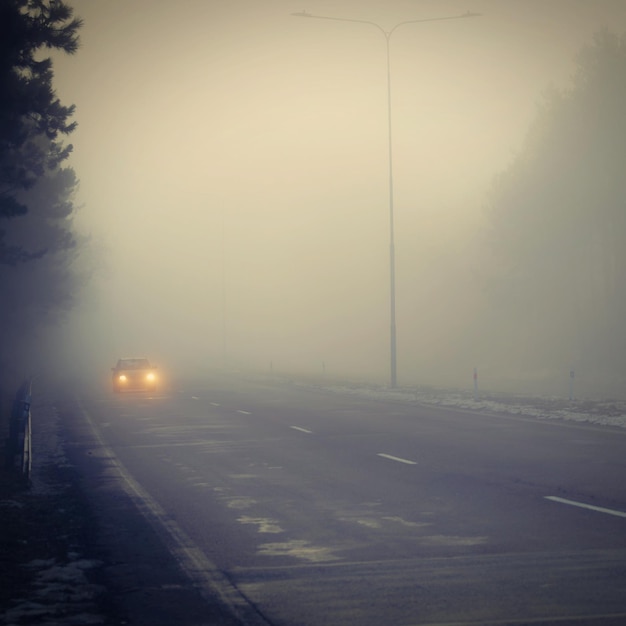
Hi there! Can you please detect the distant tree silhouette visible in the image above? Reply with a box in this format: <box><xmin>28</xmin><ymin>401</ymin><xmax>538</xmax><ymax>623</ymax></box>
<box><xmin>0</xmin><ymin>160</ymin><xmax>84</xmax><ymax>349</ymax></box>
<box><xmin>482</xmin><ymin>29</ymin><xmax>626</xmax><ymax>385</ymax></box>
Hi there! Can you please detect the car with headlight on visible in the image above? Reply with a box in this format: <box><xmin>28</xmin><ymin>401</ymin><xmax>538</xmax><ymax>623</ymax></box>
<box><xmin>112</xmin><ymin>357</ymin><xmax>158</xmax><ymax>393</ymax></box>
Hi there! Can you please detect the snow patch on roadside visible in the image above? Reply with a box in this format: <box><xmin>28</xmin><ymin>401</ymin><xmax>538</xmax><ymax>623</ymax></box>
<box><xmin>4</xmin><ymin>558</ymin><xmax>105</xmax><ymax>625</ymax></box>
<box><xmin>320</xmin><ymin>384</ymin><xmax>626</xmax><ymax>429</ymax></box>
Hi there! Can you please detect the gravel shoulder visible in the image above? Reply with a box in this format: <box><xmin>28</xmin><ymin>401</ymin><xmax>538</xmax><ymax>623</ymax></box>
<box><xmin>0</xmin><ymin>393</ymin><xmax>112</xmax><ymax>625</ymax></box>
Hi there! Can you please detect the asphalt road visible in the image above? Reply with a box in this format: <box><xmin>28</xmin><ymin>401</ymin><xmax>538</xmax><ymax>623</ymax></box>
<box><xmin>59</xmin><ymin>374</ymin><xmax>626</xmax><ymax>625</ymax></box>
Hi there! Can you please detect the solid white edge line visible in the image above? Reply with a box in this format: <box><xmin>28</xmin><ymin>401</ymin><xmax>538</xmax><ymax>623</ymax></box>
<box><xmin>377</xmin><ymin>453</ymin><xmax>417</xmax><ymax>465</ymax></box>
<box><xmin>290</xmin><ymin>426</ymin><xmax>313</xmax><ymax>434</ymax></box>
<box><xmin>75</xmin><ymin>397</ymin><xmax>270</xmax><ymax>625</ymax></box>
<box><xmin>545</xmin><ymin>496</ymin><xmax>626</xmax><ymax>518</ymax></box>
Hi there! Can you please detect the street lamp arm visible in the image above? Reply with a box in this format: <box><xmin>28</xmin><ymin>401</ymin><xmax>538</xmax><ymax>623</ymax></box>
<box><xmin>387</xmin><ymin>11</ymin><xmax>482</xmax><ymax>38</ymax></box>
<box><xmin>292</xmin><ymin>11</ymin><xmax>482</xmax><ymax>39</ymax></box>
<box><xmin>292</xmin><ymin>11</ymin><xmax>386</xmax><ymax>37</ymax></box>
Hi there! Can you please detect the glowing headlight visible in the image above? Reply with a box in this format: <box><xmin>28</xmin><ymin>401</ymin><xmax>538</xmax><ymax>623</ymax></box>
<box><xmin>146</xmin><ymin>372</ymin><xmax>156</xmax><ymax>381</ymax></box>
<box><xmin>118</xmin><ymin>374</ymin><xmax>127</xmax><ymax>382</ymax></box>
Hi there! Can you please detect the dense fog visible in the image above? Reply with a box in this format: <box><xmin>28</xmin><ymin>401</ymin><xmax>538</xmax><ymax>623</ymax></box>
<box><xmin>41</xmin><ymin>0</ymin><xmax>626</xmax><ymax>396</ymax></box>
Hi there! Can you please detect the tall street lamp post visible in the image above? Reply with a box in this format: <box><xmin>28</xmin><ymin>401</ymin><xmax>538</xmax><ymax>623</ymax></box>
<box><xmin>293</xmin><ymin>10</ymin><xmax>481</xmax><ymax>388</ymax></box>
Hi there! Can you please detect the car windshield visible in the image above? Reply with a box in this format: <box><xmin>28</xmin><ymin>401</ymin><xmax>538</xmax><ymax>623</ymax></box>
<box><xmin>117</xmin><ymin>358</ymin><xmax>151</xmax><ymax>370</ymax></box>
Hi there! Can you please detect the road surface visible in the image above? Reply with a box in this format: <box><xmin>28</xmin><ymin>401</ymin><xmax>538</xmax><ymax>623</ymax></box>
<box><xmin>59</xmin><ymin>374</ymin><xmax>626</xmax><ymax>625</ymax></box>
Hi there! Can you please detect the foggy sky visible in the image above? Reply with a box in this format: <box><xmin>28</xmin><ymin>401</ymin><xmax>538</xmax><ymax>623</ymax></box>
<box><xmin>49</xmin><ymin>0</ymin><xmax>626</xmax><ymax>387</ymax></box>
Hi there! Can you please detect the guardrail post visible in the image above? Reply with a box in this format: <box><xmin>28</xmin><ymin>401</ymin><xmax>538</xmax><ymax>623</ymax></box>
<box><xmin>5</xmin><ymin>379</ymin><xmax>32</xmax><ymax>482</ymax></box>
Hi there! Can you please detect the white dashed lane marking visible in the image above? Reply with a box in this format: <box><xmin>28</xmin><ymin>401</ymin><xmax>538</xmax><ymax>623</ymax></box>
<box><xmin>545</xmin><ymin>496</ymin><xmax>626</xmax><ymax>518</ymax></box>
<box><xmin>237</xmin><ymin>410</ymin><xmax>252</xmax><ymax>415</ymax></box>
<box><xmin>290</xmin><ymin>426</ymin><xmax>313</xmax><ymax>434</ymax></box>
<box><xmin>377</xmin><ymin>453</ymin><xmax>417</xmax><ymax>465</ymax></box>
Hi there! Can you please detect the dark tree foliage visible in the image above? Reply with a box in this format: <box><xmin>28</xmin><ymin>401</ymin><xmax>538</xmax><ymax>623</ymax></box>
<box><xmin>483</xmin><ymin>29</ymin><xmax>626</xmax><ymax>384</ymax></box>
<box><xmin>0</xmin><ymin>0</ymin><xmax>81</xmax><ymax>261</ymax></box>
<box><xmin>0</xmin><ymin>0</ymin><xmax>83</xmax><ymax>382</ymax></box>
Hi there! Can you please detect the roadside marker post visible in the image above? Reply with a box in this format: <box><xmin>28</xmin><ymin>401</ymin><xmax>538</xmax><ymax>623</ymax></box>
<box><xmin>473</xmin><ymin>367</ymin><xmax>478</xmax><ymax>400</ymax></box>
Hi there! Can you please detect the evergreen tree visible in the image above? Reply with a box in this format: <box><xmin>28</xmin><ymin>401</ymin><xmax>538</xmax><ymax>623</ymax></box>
<box><xmin>483</xmin><ymin>29</ymin><xmax>626</xmax><ymax>383</ymax></box>
<box><xmin>0</xmin><ymin>0</ymin><xmax>83</xmax><ymax>382</ymax></box>
<box><xmin>0</xmin><ymin>0</ymin><xmax>82</xmax><ymax>263</ymax></box>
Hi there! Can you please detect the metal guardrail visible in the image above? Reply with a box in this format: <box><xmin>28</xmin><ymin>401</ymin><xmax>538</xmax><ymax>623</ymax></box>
<box><xmin>21</xmin><ymin>404</ymin><xmax>32</xmax><ymax>480</ymax></box>
<box><xmin>6</xmin><ymin>379</ymin><xmax>33</xmax><ymax>483</ymax></box>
